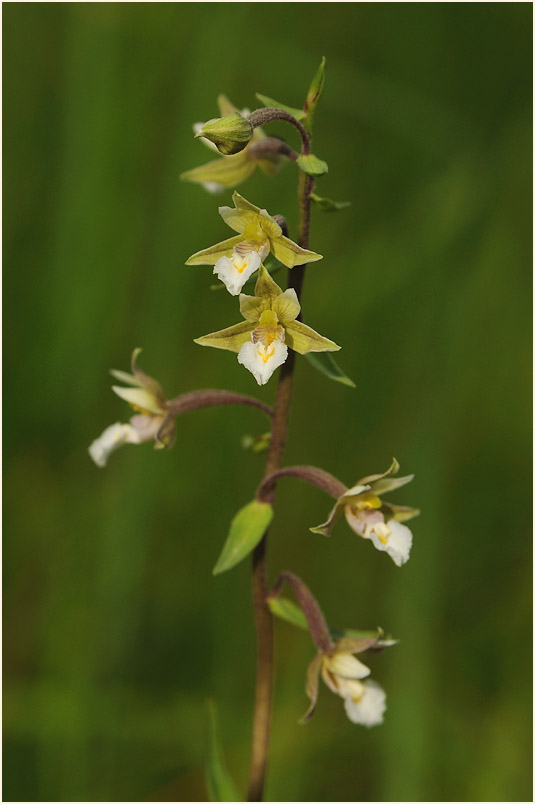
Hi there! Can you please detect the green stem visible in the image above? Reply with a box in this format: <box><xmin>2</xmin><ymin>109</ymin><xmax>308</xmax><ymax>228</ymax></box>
<box><xmin>246</xmin><ymin>115</ymin><xmax>313</xmax><ymax>803</ymax></box>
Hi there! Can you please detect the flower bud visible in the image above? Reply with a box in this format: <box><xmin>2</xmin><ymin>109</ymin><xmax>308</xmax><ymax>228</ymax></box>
<box><xmin>195</xmin><ymin>112</ymin><xmax>253</xmax><ymax>155</ymax></box>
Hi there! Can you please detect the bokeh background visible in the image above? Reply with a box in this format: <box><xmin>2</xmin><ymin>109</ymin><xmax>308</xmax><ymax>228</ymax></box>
<box><xmin>3</xmin><ymin>3</ymin><xmax>532</xmax><ymax>802</ymax></box>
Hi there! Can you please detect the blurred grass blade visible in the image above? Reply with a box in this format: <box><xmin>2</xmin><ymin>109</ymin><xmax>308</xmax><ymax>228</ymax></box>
<box><xmin>213</xmin><ymin>500</ymin><xmax>273</xmax><ymax>575</ymax></box>
<box><xmin>206</xmin><ymin>700</ymin><xmax>241</xmax><ymax>802</ymax></box>
<box><xmin>267</xmin><ymin>595</ymin><xmax>308</xmax><ymax>630</ymax></box>
<box><xmin>305</xmin><ymin>352</ymin><xmax>356</xmax><ymax>388</ymax></box>
<box><xmin>255</xmin><ymin>93</ymin><xmax>306</xmax><ymax>121</ymax></box>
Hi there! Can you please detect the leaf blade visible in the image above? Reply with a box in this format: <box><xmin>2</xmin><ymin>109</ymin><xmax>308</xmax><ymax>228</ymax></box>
<box><xmin>205</xmin><ymin>701</ymin><xmax>241</xmax><ymax>802</ymax></box>
<box><xmin>213</xmin><ymin>500</ymin><xmax>273</xmax><ymax>575</ymax></box>
<box><xmin>304</xmin><ymin>352</ymin><xmax>356</xmax><ymax>388</ymax></box>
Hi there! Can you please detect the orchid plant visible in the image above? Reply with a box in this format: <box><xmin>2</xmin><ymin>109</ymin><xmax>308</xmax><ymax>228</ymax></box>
<box><xmin>89</xmin><ymin>59</ymin><xmax>419</xmax><ymax>802</ymax></box>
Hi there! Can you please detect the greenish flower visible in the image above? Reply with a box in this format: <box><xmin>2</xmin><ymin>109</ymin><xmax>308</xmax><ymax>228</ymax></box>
<box><xmin>194</xmin><ymin>266</ymin><xmax>339</xmax><ymax>385</ymax></box>
<box><xmin>311</xmin><ymin>459</ymin><xmax>419</xmax><ymax>566</ymax></box>
<box><xmin>88</xmin><ymin>350</ymin><xmax>175</xmax><ymax>467</ymax></box>
<box><xmin>186</xmin><ymin>191</ymin><xmax>322</xmax><ymax>295</ymax></box>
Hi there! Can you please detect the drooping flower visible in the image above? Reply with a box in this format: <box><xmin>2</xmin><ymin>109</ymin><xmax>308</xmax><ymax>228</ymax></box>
<box><xmin>194</xmin><ymin>265</ymin><xmax>339</xmax><ymax>385</ymax></box>
<box><xmin>186</xmin><ymin>191</ymin><xmax>322</xmax><ymax>295</ymax></box>
<box><xmin>311</xmin><ymin>459</ymin><xmax>419</xmax><ymax>566</ymax></box>
<box><xmin>89</xmin><ymin>349</ymin><xmax>175</xmax><ymax>467</ymax></box>
<box><xmin>180</xmin><ymin>95</ymin><xmax>284</xmax><ymax>193</ymax></box>
<box><xmin>304</xmin><ymin>637</ymin><xmax>387</xmax><ymax>727</ymax></box>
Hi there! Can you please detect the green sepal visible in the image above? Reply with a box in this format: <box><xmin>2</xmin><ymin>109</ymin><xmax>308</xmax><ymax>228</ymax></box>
<box><xmin>194</xmin><ymin>321</ymin><xmax>253</xmax><ymax>353</ymax></box>
<box><xmin>297</xmin><ymin>154</ymin><xmax>329</xmax><ymax>177</ymax></box>
<box><xmin>195</xmin><ymin>112</ymin><xmax>253</xmax><ymax>155</ymax></box>
<box><xmin>181</xmin><ymin>151</ymin><xmax>256</xmax><ymax>191</ymax></box>
<box><xmin>213</xmin><ymin>500</ymin><xmax>273</xmax><ymax>575</ymax></box>
<box><xmin>186</xmin><ymin>235</ymin><xmax>244</xmax><ymax>266</ymax></box>
<box><xmin>270</xmin><ymin>235</ymin><xmax>323</xmax><ymax>268</ymax></box>
<box><xmin>304</xmin><ymin>352</ymin><xmax>356</xmax><ymax>387</ymax></box>
<box><xmin>385</xmin><ymin>503</ymin><xmax>420</xmax><ymax>523</ymax></box>
<box><xmin>255</xmin><ymin>93</ymin><xmax>306</xmax><ymax>121</ymax></box>
<box><xmin>205</xmin><ymin>701</ymin><xmax>242</xmax><ymax>802</ymax></box>
<box><xmin>310</xmin><ymin>192</ymin><xmax>351</xmax><ymax>212</ymax></box>
<box><xmin>267</xmin><ymin>596</ymin><xmax>308</xmax><ymax>630</ymax></box>
<box><xmin>284</xmin><ymin>320</ymin><xmax>340</xmax><ymax>355</ymax></box>
<box><xmin>254</xmin><ymin>264</ymin><xmax>283</xmax><ymax>301</ymax></box>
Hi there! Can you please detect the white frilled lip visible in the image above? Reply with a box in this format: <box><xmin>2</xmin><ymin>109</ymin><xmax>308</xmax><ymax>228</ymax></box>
<box><xmin>237</xmin><ymin>337</ymin><xmax>288</xmax><ymax>386</ymax></box>
<box><xmin>88</xmin><ymin>416</ymin><xmax>162</xmax><ymax>467</ymax></box>
<box><xmin>213</xmin><ymin>249</ymin><xmax>261</xmax><ymax>296</ymax></box>
<box><xmin>345</xmin><ymin>508</ymin><xmax>413</xmax><ymax>567</ymax></box>
<box><xmin>343</xmin><ymin>680</ymin><xmax>387</xmax><ymax>727</ymax></box>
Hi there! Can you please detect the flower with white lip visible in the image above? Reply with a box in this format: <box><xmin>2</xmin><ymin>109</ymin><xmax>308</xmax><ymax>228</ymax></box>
<box><xmin>311</xmin><ymin>458</ymin><xmax>419</xmax><ymax>566</ymax></box>
<box><xmin>194</xmin><ymin>265</ymin><xmax>340</xmax><ymax>385</ymax></box>
<box><xmin>181</xmin><ymin>95</ymin><xmax>284</xmax><ymax>194</ymax></box>
<box><xmin>304</xmin><ymin>638</ymin><xmax>387</xmax><ymax>727</ymax></box>
<box><xmin>186</xmin><ymin>191</ymin><xmax>322</xmax><ymax>295</ymax></box>
<box><xmin>89</xmin><ymin>349</ymin><xmax>175</xmax><ymax>467</ymax></box>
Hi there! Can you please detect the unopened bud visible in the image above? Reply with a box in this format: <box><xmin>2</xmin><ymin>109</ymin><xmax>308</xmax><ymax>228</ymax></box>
<box><xmin>195</xmin><ymin>112</ymin><xmax>253</xmax><ymax>155</ymax></box>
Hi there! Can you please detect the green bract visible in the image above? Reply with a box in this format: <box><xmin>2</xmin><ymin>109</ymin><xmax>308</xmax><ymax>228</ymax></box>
<box><xmin>213</xmin><ymin>500</ymin><xmax>274</xmax><ymax>575</ymax></box>
<box><xmin>194</xmin><ymin>265</ymin><xmax>340</xmax><ymax>356</ymax></box>
<box><xmin>297</xmin><ymin>153</ymin><xmax>329</xmax><ymax>177</ymax></box>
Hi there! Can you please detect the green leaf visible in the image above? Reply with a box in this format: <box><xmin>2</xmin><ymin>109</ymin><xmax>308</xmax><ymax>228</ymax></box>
<box><xmin>205</xmin><ymin>701</ymin><xmax>241</xmax><ymax>802</ymax></box>
<box><xmin>304</xmin><ymin>57</ymin><xmax>326</xmax><ymax>130</ymax></box>
<box><xmin>267</xmin><ymin>596</ymin><xmax>308</xmax><ymax>630</ymax></box>
<box><xmin>255</xmin><ymin>93</ymin><xmax>306</xmax><ymax>121</ymax></box>
<box><xmin>304</xmin><ymin>352</ymin><xmax>356</xmax><ymax>388</ymax></box>
<box><xmin>310</xmin><ymin>193</ymin><xmax>351</xmax><ymax>212</ymax></box>
<box><xmin>296</xmin><ymin>154</ymin><xmax>329</xmax><ymax>177</ymax></box>
<box><xmin>213</xmin><ymin>500</ymin><xmax>273</xmax><ymax>575</ymax></box>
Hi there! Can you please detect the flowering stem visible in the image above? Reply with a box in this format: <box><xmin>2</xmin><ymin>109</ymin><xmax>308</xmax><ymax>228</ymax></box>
<box><xmin>166</xmin><ymin>389</ymin><xmax>273</xmax><ymax>420</ymax></box>
<box><xmin>247</xmin><ymin>109</ymin><xmax>314</xmax><ymax>803</ymax></box>
<box><xmin>256</xmin><ymin>465</ymin><xmax>347</xmax><ymax>503</ymax></box>
<box><xmin>268</xmin><ymin>571</ymin><xmax>334</xmax><ymax>653</ymax></box>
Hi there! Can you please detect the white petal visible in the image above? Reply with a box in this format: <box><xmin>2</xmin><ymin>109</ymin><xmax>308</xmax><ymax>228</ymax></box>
<box><xmin>343</xmin><ymin>680</ymin><xmax>387</xmax><ymax>727</ymax></box>
<box><xmin>376</xmin><ymin>520</ymin><xmax>413</xmax><ymax>567</ymax></box>
<box><xmin>202</xmin><ymin>181</ymin><xmax>225</xmax><ymax>194</ymax></box>
<box><xmin>111</xmin><ymin>386</ymin><xmax>162</xmax><ymax>415</ymax></box>
<box><xmin>342</xmin><ymin>483</ymin><xmax>371</xmax><ymax>499</ymax></box>
<box><xmin>237</xmin><ymin>338</ymin><xmax>288</xmax><ymax>385</ymax></box>
<box><xmin>88</xmin><ymin>422</ymin><xmax>142</xmax><ymax>467</ymax></box>
<box><xmin>213</xmin><ymin>249</ymin><xmax>261</xmax><ymax>295</ymax></box>
<box><xmin>326</xmin><ymin>652</ymin><xmax>371</xmax><ymax>680</ymax></box>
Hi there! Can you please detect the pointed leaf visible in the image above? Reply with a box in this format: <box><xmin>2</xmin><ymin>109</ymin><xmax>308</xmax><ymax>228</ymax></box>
<box><xmin>270</xmin><ymin>235</ymin><xmax>322</xmax><ymax>268</ymax></box>
<box><xmin>267</xmin><ymin>596</ymin><xmax>308</xmax><ymax>630</ymax></box>
<box><xmin>205</xmin><ymin>701</ymin><xmax>241</xmax><ymax>802</ymax></box>
<box><xmin>186</xmin><ymin>235</ymin><xmax>244</xmax><ymax>266</ymax></box>
<box><xmin>297</xmin><ymin>154</ymin><xmax>329</xmax><ymax>177</ymax></box>
<box><xmin>310</xmin><ymin>192</ymin><xmax>351</xmax><ymax>212</ymax></box>
<box><xmin>255</xmin><ymin>93</ymin><xmax>306</xmax><ymax>121</ymax></box>
<box><xmin>304</xmin><ymin>57</ymin><xmax>326</xmax><ymax>129</ymax></box>
<box><xmin>284</xmin><ymin>320</ymin><xmax>340</xmax><ymax>355</ymax></box>
<box><xmin>194</xmin><ymin>321</ymin><xmax>253</xmax><ymax>353</ymax></box>
<box><xmin>213</xmin><ymin>500</ymin><xmax>273</xmax><ymax>575</ymax></box>
<box><xmin>304</xmin><ymin>352</ymin><xmax>356</xmax><ymax>388</ymax></box>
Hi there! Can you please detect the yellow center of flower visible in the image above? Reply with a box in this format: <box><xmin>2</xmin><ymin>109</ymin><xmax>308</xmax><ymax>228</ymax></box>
<box><xmin>243</xmin><ymin>222</ymin><xmax>268</xmax><ymax>244</ymax></box>
<box><xmin>258</xmin><ymin>346</ymin><xmax>275</xmax><ymax>363</ymax></box>
<box><xmin>232</xmin><ymin>256</ymin><xmax>249</xmax><ymax>273</ymax></box>
<box><xmin>353</xmin><ymin>492</ymin><xmax>382</xmax><ymax>511</ymax></box>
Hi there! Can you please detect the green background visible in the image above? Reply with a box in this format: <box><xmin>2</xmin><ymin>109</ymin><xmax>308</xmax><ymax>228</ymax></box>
<box><xmin>3</xmin><ymin>3</ymin><xmax>532</xmax><ymax>802</ymax></box>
